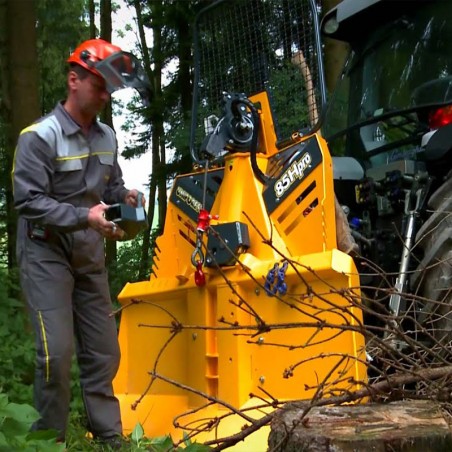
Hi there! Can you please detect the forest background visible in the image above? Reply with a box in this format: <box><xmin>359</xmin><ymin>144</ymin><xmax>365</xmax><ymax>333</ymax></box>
<box><xmin>0</xmin><ymin>0</ymin><xmax>344</xmax><ymax>449</ymax></box>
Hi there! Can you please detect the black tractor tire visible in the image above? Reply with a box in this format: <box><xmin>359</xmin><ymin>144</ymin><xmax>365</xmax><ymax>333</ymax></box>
<box><xmin>411</xmin><ymin>173</ymin><xmax>452</xmax><ymax>355</ymax></box>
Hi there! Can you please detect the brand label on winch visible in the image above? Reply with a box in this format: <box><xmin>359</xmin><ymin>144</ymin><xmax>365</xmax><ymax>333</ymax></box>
<box><xmin>176</xmin><ymin>186</ymin><xmax>202</xmax><ymax>213</ymax></box>
<box><xmin>170</xmin><ymin>169</ymin><xmax>224</xmax><ymax>223</ymax></box>
<box><xmin>274</xmin><ymin>152</ymin><xmax>312</xmax><ymax>198</ymax></box>
<box><xmin>263</xmin><ymin>137</ymin><xmax>323</xmax><ymax>215</ymax></box>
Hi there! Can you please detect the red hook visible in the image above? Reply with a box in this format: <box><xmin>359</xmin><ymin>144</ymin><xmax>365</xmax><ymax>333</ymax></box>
<box><xmin>194</xmin><ymin>260</ymin><xmax>206</xmax><ymax>286</ymax></box>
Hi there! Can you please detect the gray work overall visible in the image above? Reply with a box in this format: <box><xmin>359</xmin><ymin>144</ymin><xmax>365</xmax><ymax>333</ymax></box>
<box><xmin>12</xmin><ymin>102</ymin><xmax>128</xmax><ymax>440</ymax></box>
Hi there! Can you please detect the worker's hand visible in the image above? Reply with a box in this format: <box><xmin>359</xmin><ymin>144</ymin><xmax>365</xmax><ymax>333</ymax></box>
<box><xmin>125</xmin><ymin>189</ymin><xmax>146</xmax><ymax>208</ymax></box>
<box><xmin>88</xmin><ymin>203</ymin><xmax>125</xmax><ymax>240</ymax></box>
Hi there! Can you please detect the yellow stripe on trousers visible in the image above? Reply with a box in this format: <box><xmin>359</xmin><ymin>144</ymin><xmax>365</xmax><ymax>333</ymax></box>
<box><xmin>37</xmin><ymin>311</ymin><xmax>50</xmax><ymax>382</ymax></box>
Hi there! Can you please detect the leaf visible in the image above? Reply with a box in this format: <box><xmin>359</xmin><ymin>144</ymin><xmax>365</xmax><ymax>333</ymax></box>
<box><xmin>147</xmin><ymin>434</ymin><xmax>174</xmax><ymax>449</ymax></box>
<box><xmin>4</xmin><ymin>299</ymin><xmax>24</xmax><ymax>309</ymax></box>
<box><xmin>183</xmin><ymin>431</ymin><xmax>191</xmax><ymax>446</ymax></box>
<box><xmin>26</xmin><ymin>438</ymin><xmax>66</xmax><ymax>452</ymax></box>
<box><xmin>1</xmin><ymin>418</ymin><xmax>32</xmax><ymax>437</ymax></box>
<box><xmin>0</xmin><ymin>432</ymin><xmax>8</xmax><ymax>446</ymax></box>
<box><xmin>1</xmin><ymin>402</ymin><xmax>40</xmax><ymax>424</ymax></box>
<box><xmin>0</xmin><ymin>394</ymin><xmax>8</xmax><ymax>410</ymax></box>
<box><xmin>26</xmin><ymin>429</ymin><xmax>60</xmax><ymax>441</ymax></box>
<box><xmin>131</xmin><ymin>422</ymin><xmax>144</xmax><ymax>443</ymax></box>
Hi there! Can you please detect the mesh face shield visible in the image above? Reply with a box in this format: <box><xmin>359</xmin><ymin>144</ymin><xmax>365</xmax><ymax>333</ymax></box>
<box><xmin>94</xmin><ymin>51</ymin><xmax>152</xmax><ymax>105</ymax></box>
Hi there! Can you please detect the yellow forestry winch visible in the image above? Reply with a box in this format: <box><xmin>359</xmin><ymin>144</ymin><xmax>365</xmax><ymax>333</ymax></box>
<box><xmin>113</xmin><ymin>0</ymin><xmax>367</xmax><ymax>449</ymax></box>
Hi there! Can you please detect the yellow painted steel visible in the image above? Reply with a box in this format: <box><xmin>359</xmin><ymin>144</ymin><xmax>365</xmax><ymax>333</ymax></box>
<box><xmin>114</xmin><ymin>92</ymin><xmax>367</xmax><ymax>449</ymax></box>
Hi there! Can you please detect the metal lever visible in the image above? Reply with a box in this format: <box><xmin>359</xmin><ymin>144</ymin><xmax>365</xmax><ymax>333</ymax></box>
<box><xmin>389</xmin><ymin>188</ymin><xmax>422</xmax><ymax>316</ymax></box>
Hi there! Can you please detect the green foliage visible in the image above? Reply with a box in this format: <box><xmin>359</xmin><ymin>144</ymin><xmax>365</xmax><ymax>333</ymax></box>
<box><xmin>108</xmin><ymin>233</ymin><xmax>151</xmax><ymax>301</ymax></box>
<box><xmin>68</xmin><ymin>360</ymin><xmax>86</xmax><ymax>418</ymax></box>
<box><xmin>0</xmin><ymin>393</ymin><xmax>63</xmax><ymax>451</ymax></box>
<box><xmin>36</xmin><ymin>0</ymin><xmax>91</xmax><ymax>115</ymax></box>
<box><xmin>65</xmin><ymin>412</ymin><xmax>99</xmax><ymax>451</ymax></box>
<box><xmin>118</xmin><ymin>1</ymin><xmax>200</xmax><ymax>173</ymax></box>
<box><xmin>267</xmin><ymin>60</ymin><xmax>312</xmax><ymax>139</ymax></box>
<box><xmin>0</xmin><ymin>267</ymin><xmax>86</xmax><ymax>432</ymax></box>
<box><xmin>129</xmin><ymin>424</ymin><xmax>212</xmax><ymax>451</ymax></box>
<box><xmin>64</xmin><ymin>421</ymin><xmax>212</xmax><ymax>451</ymax></box>
<box><xmin>0</xmin><ymin>270</ymin><xmax>34</xmax><ymax>405</ymax></box>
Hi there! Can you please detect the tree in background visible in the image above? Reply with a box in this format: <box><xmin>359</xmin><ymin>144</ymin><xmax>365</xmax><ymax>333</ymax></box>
<box><xmin>0</xmin><ymin>0</ymin><xmax>40</xmax><ymax>271</ymax></box>
<box><xmin>112</xmin><ymin>0</ymin><xmax>214</xmax><ymax>288</ymax></box>
<box><xmin>119</xmin><ymin>0</ymin><xmax>204</xmax><ymax>279</ymax></box>
<box><xmin>0</xmin><ymin>0</ymin><xmax>90</xmax><ymax>271</ymax></box>
<box><xmin>0</xmin><ymin>0</ymin><xmax>92</xmax><ymax>409</ymax></box>
<box><xmin>37</xmin><ymin>0</ymin><xmax>90</xmax><ymax>115</ymax></box>
<box><xmin>99</xmin><ymin>0</ymin><xmax>120</xmax><ymax>267</ymax></box>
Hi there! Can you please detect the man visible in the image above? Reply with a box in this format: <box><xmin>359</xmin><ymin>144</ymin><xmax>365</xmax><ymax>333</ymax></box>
<box><xmin>12</xmin><ymin>39</ymin><xmax>149</xmax><ymax>447</ymax></box>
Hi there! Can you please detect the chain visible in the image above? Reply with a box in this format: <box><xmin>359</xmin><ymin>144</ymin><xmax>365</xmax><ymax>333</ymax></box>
<box><xmin>191</xmin><ymin>161</ymin><xmax>212</xmax><ymax>286</ymax></box>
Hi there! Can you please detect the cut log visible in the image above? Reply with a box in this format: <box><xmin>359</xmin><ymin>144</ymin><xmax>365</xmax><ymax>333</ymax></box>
<box><xmin>268</xmin><ymin>400</ymin><xmax>452</xmax><ymax>451</ymax></box>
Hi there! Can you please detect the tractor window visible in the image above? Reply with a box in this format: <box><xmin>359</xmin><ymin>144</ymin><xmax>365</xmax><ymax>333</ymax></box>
<box><xmin>323</xmin><ymin>1</ymin><xmax>452</xmax><ymax>162</ymax></box>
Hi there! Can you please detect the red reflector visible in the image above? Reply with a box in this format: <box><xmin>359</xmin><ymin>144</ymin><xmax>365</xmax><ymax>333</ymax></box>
<box><xmin>428</xmin><ymin>105</ymin><xmax>452</xmax><ymax>129</ymax></box>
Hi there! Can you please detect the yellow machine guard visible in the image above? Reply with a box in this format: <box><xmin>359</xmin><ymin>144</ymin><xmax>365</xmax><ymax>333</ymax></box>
<box><xmin>114</xmin><ymin>92</ymin><xmax>367</xmax><ymax>450</ymax></box>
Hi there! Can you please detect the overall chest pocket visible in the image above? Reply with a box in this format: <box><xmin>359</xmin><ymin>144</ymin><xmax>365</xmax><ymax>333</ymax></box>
<box><xmin>53</xmin><ymin>158</ymin><xmax>84</xmax><ymax>195</ymax></box>
<box><xmin>96</xmin><ymin>152</ymin><xmax>114</xmax><ymax>184</ymax></box>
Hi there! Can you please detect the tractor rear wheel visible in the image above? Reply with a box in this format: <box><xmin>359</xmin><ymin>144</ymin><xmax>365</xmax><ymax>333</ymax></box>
<box><xmin>411</xmin><ymin>174</ymin><xmax>452</xmax><ymax>357</ymax></box>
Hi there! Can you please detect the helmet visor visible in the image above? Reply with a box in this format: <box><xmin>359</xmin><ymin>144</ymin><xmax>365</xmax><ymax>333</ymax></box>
<box><xmin>94</xmin><ymin>51</ymin><xmax>151</xmax><ymax>104</ymax></box>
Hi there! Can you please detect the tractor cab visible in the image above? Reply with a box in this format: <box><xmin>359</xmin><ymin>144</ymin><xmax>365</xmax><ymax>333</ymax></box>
<box><xmin>323</xmin><ymin>0</ymin><xmax>452</xmax><ymax>172</ymax></box>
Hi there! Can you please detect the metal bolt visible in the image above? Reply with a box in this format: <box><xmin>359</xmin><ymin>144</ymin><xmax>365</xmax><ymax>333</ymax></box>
<box><xmin>192</xmin><ymin>333</ymin><xmax>197</xmax><ymax>341</ymax></box>
<box><xmin>255</xmin><ymin>288</ymin><xmax>260</xmax><ymax>295</ymax></box>
<box><xmin>257</xmin><ymin>337</ymin><xmax>264</xmax><ymax>345</ymax></box>
<box><xmin>259</xmin><ymin>376</ymin><xmax>265</xmax><ymax>384</ymax></box>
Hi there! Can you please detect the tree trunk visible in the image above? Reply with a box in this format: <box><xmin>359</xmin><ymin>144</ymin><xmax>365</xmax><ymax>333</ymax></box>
<box><xmin>269</xmin><ymin>400</ymin><xmax>452</xmax><ymax>451</ymax></box>
<box><xmin>175</xmin><ymin>1</ymin><xmax>194</xmax><ymax>175</ymax></box>
<box><xmin>134</xmin><ymin>0</ymin><xmax>163</xmax><ymax>279</ymax></box>
<box><xmin>150</xmin><ymin>2</ymin><xmax>165</xmax><ymax>238</ymax></box>
<box><xmin>89</xmin><ymin>0</ymin><xmax>96</xmax><ymax>38</ymax></box>
<box><xmin>100</xmin><ymin>0</ymin><xmax>111</xmax><ymax>43</ymax></box>
<box><xmin>0</xmin><ymin>0</ymin><xmax>8</xmax><ymax>267</ymax></box>
<box><xmin>1</xmin><ymin>0</ymin><xmax>40</xmax><ymax>270</ymax></box>
<box><xmin>178</xmin><ymin>11</ymin><xmax>192</xmax><ymax>115</ymax></box>
<box><xmin>99</xmin><ymin>0</ymin><xmax>117</xmax><ymax>267</ymax></box>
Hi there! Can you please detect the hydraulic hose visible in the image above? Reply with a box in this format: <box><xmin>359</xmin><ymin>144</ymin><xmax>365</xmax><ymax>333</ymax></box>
<box><xmin>239</xmin><ymin>98</ymin><xmax>268</xmax><ymax>185</ymax></box>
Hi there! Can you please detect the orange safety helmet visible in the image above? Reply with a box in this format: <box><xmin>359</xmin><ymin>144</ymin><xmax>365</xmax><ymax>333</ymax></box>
<box><xmin>67</xmin><ymin>38</ymin><xmax>122</xmax><ymax>78</ymax></box>
<box><xmin>67</xmin><ymin>38</ymin><xmax>152</xmax><ymax>104</ymax></box>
